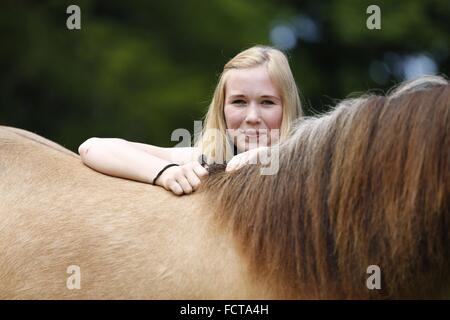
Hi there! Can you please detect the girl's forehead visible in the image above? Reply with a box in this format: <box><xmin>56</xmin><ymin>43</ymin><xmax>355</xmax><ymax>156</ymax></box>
<box><xmin>225</xmin><ymin>66</ymin><xmax>280</xmax><ymax>97</ymax></box>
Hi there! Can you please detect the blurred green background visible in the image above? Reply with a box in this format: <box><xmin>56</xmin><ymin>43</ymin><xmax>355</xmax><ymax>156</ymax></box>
<box><xmin>0</xmin><ymin>0</ymin><xmax>448</xmax><ymax>152</ymax></box>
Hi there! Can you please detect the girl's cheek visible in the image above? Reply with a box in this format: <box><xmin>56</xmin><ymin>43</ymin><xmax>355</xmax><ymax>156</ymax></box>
<box><xmin>225</xmin><ymin>106</ymin><xmax>244</xmax><ymax>128</ymax></box>
<box><xmin>262</xmin><ymin>107</ymin><xmax>283</xmax><ymax>129</ymax></box>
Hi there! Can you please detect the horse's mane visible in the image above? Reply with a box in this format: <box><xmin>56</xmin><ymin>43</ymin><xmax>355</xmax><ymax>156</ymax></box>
<box><xmin>202</xmin><ymin>75</ymin><xmax>450</xmax><ymax>299</ymax></box>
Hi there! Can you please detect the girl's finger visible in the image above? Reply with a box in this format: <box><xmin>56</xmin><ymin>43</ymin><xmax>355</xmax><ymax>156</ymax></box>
<box><xmin>168</xmin><ymin>181</ymin><xmax>184</xmax><ymax>196</ymax></box>
<box><xmin>185</xmin><ymin>169</ymin><xmax>202</xmax><ymax>190</ymax></box>
<box><xmin>176</xmin><ymin>176</ymin><xmax>193</xmax><ymax>194</ymax></box>
<box><xmin>236</xmin><ymin>156</ymin><xmax>245</xmax><ymax>169</ymax></box>
<box><xmin>226</xmin><ymin>157</ymin><xmax>238</xmax><ymax>172</ymax></box>
<box><xmin>193</xmin><ymin>163</ymin><xmax>209</xmax><ymax>179</ymax></box>
<box><xmin>225</xmin><ymin>162</ymin><xmax>233</xmax><ymax>172</ymax></box>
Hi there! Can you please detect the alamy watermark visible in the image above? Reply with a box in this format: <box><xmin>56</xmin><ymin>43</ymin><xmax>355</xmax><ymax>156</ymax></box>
<box><xmin>66</xmin><ymin>5</ymin><xmax>380</xmax><ymax>31</ymax></box>
<box><xmin>64</xmin><ymin>263</ymin><xmax>380</xmax><ymax>292</ymax></box>
<box><xmin>366</xmin><ymin>5</ymin><xmax>381</xmax><ymax>30</ymax></box>
<box><xmin>366</xmin><ymin>265</ymin><xmax>381</xmax><ymax>290</ymax></box>
<box><xmin>66</xmin><ymin>264</ymin><xmax>81</xmax><ymax>290</ymax></box>
<box><xmin>66</xmin><ymin>5</ymin><xmax>81</xmax><ymax>30</ymax></box>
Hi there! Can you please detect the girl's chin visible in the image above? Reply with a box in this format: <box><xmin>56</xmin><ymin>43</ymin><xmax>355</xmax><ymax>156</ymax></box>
<box><xmin>237</xmin><ymin>140</ymin><xmax>269</xmax><ymax>152</ymax></box>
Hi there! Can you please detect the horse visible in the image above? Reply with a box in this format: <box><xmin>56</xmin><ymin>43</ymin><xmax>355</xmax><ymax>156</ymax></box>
<box><xmin>0</xmin><ymin>75</ymin><xmax>449</xmax><ymax>299</ymax></box>
<box><xmin>0</xmin><ymin>126</ymin><xmax>270</xmax><ymax>299</ymax></box>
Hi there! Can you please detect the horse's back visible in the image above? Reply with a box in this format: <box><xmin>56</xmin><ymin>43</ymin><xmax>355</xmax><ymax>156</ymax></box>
<box><xmin>0</xmin><ymin>126</ymin><xmax>78</xmax><ymax>158</ymax></box>
<box><xmin>0</xmin><ymin>127</ymin><xmax>262</xmax><ymax>299</ymax></box>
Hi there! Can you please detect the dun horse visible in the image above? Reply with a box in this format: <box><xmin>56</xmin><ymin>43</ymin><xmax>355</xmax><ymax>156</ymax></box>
<box><xmin>0</xmin><ymin>76</ymin><xmax>449</xmax><ymax>299</ymax></box>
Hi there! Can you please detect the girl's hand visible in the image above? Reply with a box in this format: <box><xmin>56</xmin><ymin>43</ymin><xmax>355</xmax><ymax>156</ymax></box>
<box><xmin>226</xmin><ymin>146</ymin><xmax>269</xmax><ymax>172</ymax></box>
<box><xmin>155</xmin><ymin>161</ymin><xmax>209</xmax><ymax>196</ymax></box>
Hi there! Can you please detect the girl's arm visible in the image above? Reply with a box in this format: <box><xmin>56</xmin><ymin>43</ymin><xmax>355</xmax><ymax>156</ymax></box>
<box><xmin>128</xmin><ymin>141</ymin><xmax>200</xmax><ymax>165</ymax></box>
<box><xmin>78</xmin><ymin>138</ymin><xmax>208</xmax><ymax>195</ymax></box>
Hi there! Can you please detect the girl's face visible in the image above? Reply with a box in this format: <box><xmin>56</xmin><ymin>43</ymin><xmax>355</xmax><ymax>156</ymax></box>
<box><xmin>224</xmin><ymin>65</ymin><xmax>283</xmax><ymax>152</ymax></box>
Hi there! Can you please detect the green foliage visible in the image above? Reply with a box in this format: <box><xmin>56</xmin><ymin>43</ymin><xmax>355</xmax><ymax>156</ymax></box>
<box><xmin>0</xmin><ymin>0</ymin><xmax>448</xmax><ymax>151</ymax></box>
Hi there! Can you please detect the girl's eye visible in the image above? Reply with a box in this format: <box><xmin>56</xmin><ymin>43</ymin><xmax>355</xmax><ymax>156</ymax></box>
<box><xmin>232</xmin><ymin>100</ymin><xmax>246</xmax><ymax>105</ymax></box>
<box><xmin>261</xmin><ymin>100</ymin><xmax>275</xmax><ymax>105</ymax></box>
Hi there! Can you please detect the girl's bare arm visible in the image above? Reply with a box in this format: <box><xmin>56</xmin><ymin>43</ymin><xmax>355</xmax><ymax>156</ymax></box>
<box><xmin>78</xmin><ymin>138</ymin><xmax>207</xmax><ymax>194</ymax></box>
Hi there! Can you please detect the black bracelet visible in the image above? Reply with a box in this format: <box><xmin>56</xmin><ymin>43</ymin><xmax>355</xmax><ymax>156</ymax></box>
<box><xmin>152</xmin><ymin>163</ymin><xmax>179</xmax><ymax>185</ymax></box>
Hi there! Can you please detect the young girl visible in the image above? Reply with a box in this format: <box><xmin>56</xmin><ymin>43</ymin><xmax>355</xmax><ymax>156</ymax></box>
<box><xmin>79</xmin><ymin>45</ymin><xmax>303</xmax><ymax>195</ymax></box>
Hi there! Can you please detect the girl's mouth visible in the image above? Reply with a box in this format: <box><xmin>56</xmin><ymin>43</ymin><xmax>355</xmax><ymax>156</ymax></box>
<box><xmin>239</xmin><ymin>128</ymin><xmax>260</xmax><ymax>137</ymax></box>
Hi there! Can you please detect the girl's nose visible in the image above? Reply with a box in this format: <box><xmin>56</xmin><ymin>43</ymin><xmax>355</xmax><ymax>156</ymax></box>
<box><xmin>245</xmin><ymin>103</ymin><xmax>261</xmax><ymax>124</ymax></box>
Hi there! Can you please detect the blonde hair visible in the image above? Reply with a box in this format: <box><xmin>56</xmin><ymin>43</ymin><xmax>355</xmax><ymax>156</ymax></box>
<box><xmin>195</xmin><ymin>45</ymin><xmax>302</xmax><ymax>164</ymax></box>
